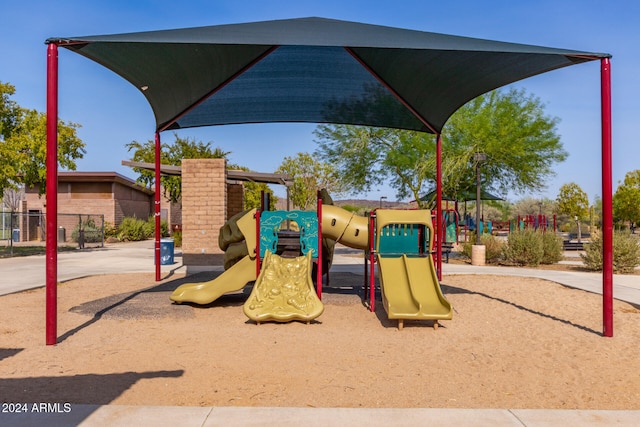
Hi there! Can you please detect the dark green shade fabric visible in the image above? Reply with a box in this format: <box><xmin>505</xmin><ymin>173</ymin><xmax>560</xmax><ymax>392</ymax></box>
<box><xmin>47</xmin><ymin>17</ymin><xmax>609</xmax><ymax>133</ymax></box>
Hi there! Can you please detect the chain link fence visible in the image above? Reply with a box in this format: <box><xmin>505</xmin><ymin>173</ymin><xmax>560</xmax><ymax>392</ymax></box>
<box><xmin>1</xmin><ymin>212</ymin><xmax>104</xmax><ymax>254</ymax></box>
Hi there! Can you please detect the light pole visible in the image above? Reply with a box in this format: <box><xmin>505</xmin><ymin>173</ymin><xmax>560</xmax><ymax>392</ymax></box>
<box><xmin>379</xmin><ymin>196</ymin><xmax>387</xmax><ymax>209</ymax></box>
<box><xmin>474</xmin><ymin>153</ymin><xmax>487</xmax><ymax>243</ymax></box>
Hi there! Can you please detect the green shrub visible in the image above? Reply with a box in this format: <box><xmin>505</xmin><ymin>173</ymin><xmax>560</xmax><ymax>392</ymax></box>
<box><xmin>71</xmin><ymin>217</ymin><xmax>103</xmax><ymax>243</ymax></box>
<box><xmin>503</xmin><ymin>229</ymin><xmax>544</xmax><ymax>266</ymax></box>
<box><xmin>481</xmin><ymin>234</ymin><xmax>504</xmax><ymax>264</ymax></box>
<box><xmin>582</xmin><ymin>230</ymin><xmax>640</xmax><ymax>274</ymax></box>
<box><xmin>118</xmin><ymin>217</ymin><xmax>148</xmax><ymax>241</ymax></box>
<box><xmin>541</xmin><ymin>232</ymin><xmax>564</xmax><ymax>264</ymax></box>
<box><xmin>581</xmin><ymin>233</ymin><xmax>602</xmax><ymax>271</ymax></box>
<box><xmin>143</xmin><ymin>217</ymin><xmax>155</xmax><ymax>238</ymax></box>
<box><xmin>145</xmin><ymin>217</ymin><xmax>169</xmax><ymax>238</ymax></box>
<box><xmin>460</xmin><ymin>234</ymin><xmax>504</xmax><ymax>264</ymax></box>
<box><xmin>460</xmin><ymin>233</ymin><xmax>477</xmax><ymax>260</ymax></box>
<box><xmin>117</xmin><ymin>216</ymin><xmax>169</xmax><ymax>241</ymax></box>
<box><xmin>172</xmin><ymin>231</ymin><xmax>182</xmax><ymax>247</ymax></box>
<box><xmin>103</xmin><ymin>221</ymin><xmax>118</xmax><ymax>238</ymax></box>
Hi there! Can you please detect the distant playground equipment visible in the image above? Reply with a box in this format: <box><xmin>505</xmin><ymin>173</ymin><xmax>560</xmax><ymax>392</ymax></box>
<box><xmin>171</xmin><ymin>192</ymin><xmax>452</xmax><ymax>329</ymax></box>
<box><xmin>450</xmin><ymin>211</ymin><xmax>558</xmax><ymax>243</ymax></box>
<box><xmin>513</xmin><ymin>214</ymin><xmax>557</xmax><ymax>233</ymax></box>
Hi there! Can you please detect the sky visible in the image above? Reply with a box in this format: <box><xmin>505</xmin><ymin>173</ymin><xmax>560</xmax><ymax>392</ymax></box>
<box><xmin>1</xmin><ymin>0</ymin><xmax>638</xmax><ymax>203</ymax></box>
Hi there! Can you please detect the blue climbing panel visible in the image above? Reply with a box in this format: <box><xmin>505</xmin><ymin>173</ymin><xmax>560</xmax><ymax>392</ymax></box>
<box><xmin>377</xmin><ymin>223</ymin><xmax>426</xmax><ymax>256</ymax></box>
<box><xmin>259</xmin><ymin>211</ymin><xmax>319</xmax><ymax>258</ymax></box>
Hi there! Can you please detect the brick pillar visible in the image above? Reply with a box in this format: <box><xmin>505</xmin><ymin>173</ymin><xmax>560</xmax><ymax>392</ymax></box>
<box><xmin>226</xmin><ymin>183</ymin><xmax>245</xmax><ymax>219</ymax></box>
<box><xmin>182</xmin><ymin>159</ymin><xmax>226</xmax><ymax>266</ymax></box>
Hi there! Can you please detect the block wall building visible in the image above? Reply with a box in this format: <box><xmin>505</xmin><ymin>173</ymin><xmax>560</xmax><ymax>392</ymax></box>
<box><xmin>21</xmin><ymin>172</ymin><xmax>177</xmax><ymax>242</ymax></box>
<box><xmin>181</xmin><ymin>159</ymin><xmax>227</xmax><ymax>266</ymax></box>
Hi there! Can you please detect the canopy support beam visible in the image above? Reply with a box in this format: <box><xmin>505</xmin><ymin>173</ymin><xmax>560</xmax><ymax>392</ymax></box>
<box><xmin>343</xmin><ymin>47</ymin><xmax>439</xmax><ymax>134</ymax></box>
<box><xmin>436</xmin><ymin>134</ymin><xmax>443</xmax><ymax>280</ymax></box>
<box><xmin>46</xmin><ymin>43</ymin><xmax>59</xmax><ymax>345</ymax></box>
<box><xmin>155</xmin><ymin>132</ymin><xmax>162</xmax><ymax>281</ymax></box>
<box><xmin>601</xmin><ymin>58</ymin><xmax>613</xmax><ymax>337</ymax></box>
<box><xmin>158</xmin><ymin>46</ymin><xmax>279</xmax><ymax>132</ymax></box>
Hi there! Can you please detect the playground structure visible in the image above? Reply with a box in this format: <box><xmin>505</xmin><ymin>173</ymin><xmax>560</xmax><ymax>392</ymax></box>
<box><xmin>437</xmin><ymin>208</ymin><xmax>559</xmax><ymax>245</ymax></box>
<box><xmin>514</xmin><ymin>214</ymin><xmax>557</xmax><ymax>233</ymax></box>
<box><xmin>171</xmin><ymin>197</ymin><xmax>452</xmax><ymax>329</ymax></box>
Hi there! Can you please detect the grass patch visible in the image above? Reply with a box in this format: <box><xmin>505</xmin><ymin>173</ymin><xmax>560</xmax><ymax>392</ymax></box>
<box><xmin>0</xmin><ymin>245</ymin><xmax>77</xmax><ymax>258</ymax></box>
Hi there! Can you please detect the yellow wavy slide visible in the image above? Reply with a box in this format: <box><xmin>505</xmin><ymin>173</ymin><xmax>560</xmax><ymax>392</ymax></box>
<box><xmin>243</xmin><ymin>250</ymin><xmax>324</xmax><ymax>323</ymax></box>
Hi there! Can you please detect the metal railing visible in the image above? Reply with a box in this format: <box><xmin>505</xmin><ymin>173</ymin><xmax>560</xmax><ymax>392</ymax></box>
<box><xmin>1</xmin><ymin>212</ymin><xmax>105</xmax><ymax>255</ymax></box>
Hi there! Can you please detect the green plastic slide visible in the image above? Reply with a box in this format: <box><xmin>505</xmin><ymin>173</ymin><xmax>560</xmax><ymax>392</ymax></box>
<box><xmin>170</xmin><ymin>255</ymin><xmax>256</xmax><ymax>305</ymax></box>
<box><xmin>378</xmin><ymin>254</ymin><xmax>452</xmax><ymax>330</ymax></box>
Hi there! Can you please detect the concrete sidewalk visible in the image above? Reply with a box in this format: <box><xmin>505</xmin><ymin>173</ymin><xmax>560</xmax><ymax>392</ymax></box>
<box><xmin>441</xmin><ymin>262</ymin><xmax>640</xmax><ymax>307</ymax></box>
<box><xmin>2</xmin><ymin>242</ymin><xmax>640</xmax><ymax>426</ymax></box>
<box><xmin>0</xmin><ymin>240</ymin><xmax>187</xmax><ymax>296</ymax></box>
<box><xmin>2</xmin><ymin>405</ymin><xmax>640</xmax><ymax>426</ymax></box>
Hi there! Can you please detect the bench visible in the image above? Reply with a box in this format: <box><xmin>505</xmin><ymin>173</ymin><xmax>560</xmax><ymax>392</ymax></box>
<box><xmin>563</xmin><ymin>241</ymin><xmax>585</xmax><ymax>251</ymax></box>
<box><xmin>442</xmin><ymin>243</ymin><xmax>454</xmax><ymax>263</ymax></box>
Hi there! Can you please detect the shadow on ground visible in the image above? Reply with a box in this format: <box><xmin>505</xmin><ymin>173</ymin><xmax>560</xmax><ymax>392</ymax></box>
<box><xmin>440</xmin><ymin>283</ymin><xmax>601</xmax><ymax>336</ymax></box>
<box><xmin>0</xmin><ymin>348</ymin><xmax>23</xmax><ymax>362</ymax></box>
<box><xmin>0</xmin><ymin>370</ymin><xmax>183</xmax><ymax>425</ymax></box>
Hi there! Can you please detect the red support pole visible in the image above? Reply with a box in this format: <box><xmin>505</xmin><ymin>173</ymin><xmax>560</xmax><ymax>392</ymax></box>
<box><xmin>601</xmin><ymin>58</ymin><xmax>614</xmax><ymax>337</ymax></box>
<box><xmin>316</xmin><ymin>191</ymin><xmax>323</xmax><ymax>299</ymax></box>
<box><xmin>45</xmin><ymin>43</ymin><xmax>59</xmax><ymax>345</ymax></box>
<box><xmin>369</xmin><ymin>212</ymin><xmax>376</xmax><ymax>312</ymax></box>
<box><xmin>154</xmin><ymin>132</ymin><xmax>161</xmax><ymax>282</ymax></box>
<box><xmin>255</xmin><ymin>210</ymin><xmax>261</xmax><ymax>277</ymax></box>
<box><xmin>435</xmin><ymin>134</ymin><xmax>443</xmax><ymax>280</ymax></box>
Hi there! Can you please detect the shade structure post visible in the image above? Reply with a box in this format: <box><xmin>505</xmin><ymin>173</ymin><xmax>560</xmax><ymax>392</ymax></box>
<box><xmin>435</xmin><ymin>134</ymin><xmax>443</xmax><ymax>280</ymax></box>
<box><xmin>45</xmin><ymin>43</ymin><xmax>59</xmax><ymax>345</ymax></box>
<box><xmin>316</xmin><ymin>190</ymin><xmax>323</xmax><ymax>299</ymax></box>
<box><xmin>154</xmin><ymin>132</ymin><xmax>161</xmax><ymax>281</ymax></box>
<box><xmin>601</xmin><ymin>58</ymin><xmax>613</xmax><ymax>337</ymax></box>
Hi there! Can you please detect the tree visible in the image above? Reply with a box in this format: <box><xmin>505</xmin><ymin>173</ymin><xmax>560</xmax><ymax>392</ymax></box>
<box><xmin>0</xmin><ymin>81</ymin><xmax>21</xmax><ymax>140</ymax></box>
<box><xmin>276</xmin><ymin>152</ymin><xmax>345</xmax><ymax>210</ymax></box>
<box><xmin>126</xmin><ymin>134</ymin><xmax>230</xmax><ymax>203</ymax></box>
<box><xmin>314</xmin><ymin>126</ymin><xmax>434</xmax><ymax>207</ymax></box>
<box><xmin>556</xmin><ymin>182</ymin><xmax>589</xmax><ymax>240</ymax></box>
<box><xmin>510</xmin><ymin>197</ymin><xmax>556</xmax><ymax>217</ymax></box>
<box><xmin>2</xmin><ymin>186</ymin><xmax>24</xmax><ymax>213</ymax></box>
<box><xmin>1</xmin><ymin>81</ymin><xmax>85</xmax><ymax>195</ymax></box>
<box><xmin>228</xmin><ymin>164</ymin><xmax>278</xmax><ymax>210</ymax></box>
<box><xmin>315</xmin><ymin>88</ymin><xmax>566</xmax><ymax>207</ymax></box>
<box><xmin>613</xmin><ymin>170</ymin><xmax>640</xmax><ymax>230</ymax></box>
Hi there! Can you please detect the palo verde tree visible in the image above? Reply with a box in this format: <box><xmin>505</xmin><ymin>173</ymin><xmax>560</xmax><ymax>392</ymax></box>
<box><xmin>126</xmin><ymin>134</ymin><xmax>230</xmax><ymax>203</ymax></box>
<box><xmin>556</xmin><ymin>182</ymin><xmax>589</xmax><ymax>240</ymax></box>
<box><xmin>228</xmin><ymin>164</ymin><xmax>278</xmax><ymax>210</ymax></box>
<box><xmin>126</xmin><ymin>134</ymin><xmax>275</xmax><ymax>208</ymax></box>
<box><xmin>1</xmin><ymin>81</ymin><xmax>85</xmax><ymax>195</ymax></box>
<box><xmin>276</xmin><ymin>152</ymin><xmax>345</xmax><ymax>210</ymax></box>
<box><xmin>315</xmin><ymin>88</ymin><xmax>566</xmax><ymax>208</ymax></box>
<box><xmin>613</xmin><ymin>170</ymin><xmax>640</xmax><ymax>229</ymax></box>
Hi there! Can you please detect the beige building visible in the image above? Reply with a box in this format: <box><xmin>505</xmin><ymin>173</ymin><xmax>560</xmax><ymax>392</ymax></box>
<box><xmin>18</xmin><ymin>161</ymin><xmax>289</xmax><ymax>270</ymax></box>
<box><xmin>22</xmin><ymin>172</ymin><xmax>178</xmax><ymax>242</ymax></box>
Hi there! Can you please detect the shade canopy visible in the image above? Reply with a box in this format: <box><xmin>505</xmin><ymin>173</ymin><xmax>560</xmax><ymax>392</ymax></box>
<box><xmin>420</xmin><ymin>189</ymin><xmax>504</xmax><ymax>203</ymax></box>
<box><xmin>47</xmin><ymin>17</ymin><xmax>609</xmax><ymax>134</ymax></box>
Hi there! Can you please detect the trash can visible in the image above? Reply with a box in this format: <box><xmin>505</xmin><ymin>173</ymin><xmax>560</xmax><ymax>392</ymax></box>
<box><xmin>12</xmin><ymin>229</ymin><xmax>20</xmax><ymax>242</ymax></box>
<box><xmin>58</xmin><ymin>227</ymin><xmax>66</xmax><ymax>243</ymax></box>
<box><xmin>159</xmin><ymin>238</ymin><xmax>174</xmax><ymax>265</ymax></box>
